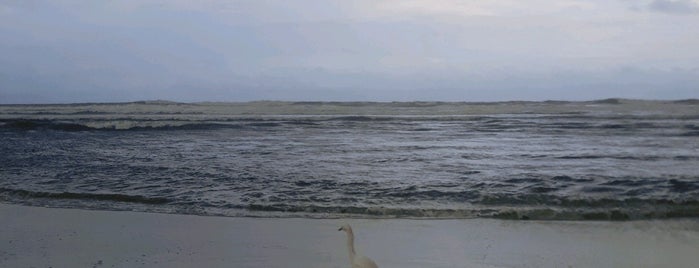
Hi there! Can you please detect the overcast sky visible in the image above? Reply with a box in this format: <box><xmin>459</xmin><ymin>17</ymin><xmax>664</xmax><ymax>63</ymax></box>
<box><xmin>1</xmin><ymin>0</ymin><xmax>698</xmax><ymax>103</ymax></box>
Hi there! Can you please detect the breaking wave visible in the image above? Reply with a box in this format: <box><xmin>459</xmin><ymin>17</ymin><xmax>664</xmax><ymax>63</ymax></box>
<box><xmin>0</xmin><ymin>188</ymin><xmax>170</xmax><ymax>205</ymax></box>
<box><xmin>0</xmin><ymin>120</ymin><xmax>256</xmax><ymax>131</ymax></box>
<box><xmin>3</xmin><ymin>185</ymin><xmax>699</xmax><ymax>220</ymax></box>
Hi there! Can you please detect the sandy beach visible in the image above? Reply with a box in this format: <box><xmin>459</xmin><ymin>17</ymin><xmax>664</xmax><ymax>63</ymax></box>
<box><xmin>1</xmin><ymin>204</ymin><xmax>698</xmax><ymax>268</ymax></box>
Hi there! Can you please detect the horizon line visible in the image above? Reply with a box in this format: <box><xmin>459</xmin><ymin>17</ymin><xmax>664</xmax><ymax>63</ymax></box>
<box><xmin>2</xmin><ymin>97</ymin><xmax>699</xmax><ymax>106</ymax></box>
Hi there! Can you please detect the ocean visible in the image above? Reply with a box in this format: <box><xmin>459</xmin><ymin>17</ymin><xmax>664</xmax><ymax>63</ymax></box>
<box><xmin>1</xmin><ymin>99</ymin><xmax>698</xmax><ymax>220</ymax></box>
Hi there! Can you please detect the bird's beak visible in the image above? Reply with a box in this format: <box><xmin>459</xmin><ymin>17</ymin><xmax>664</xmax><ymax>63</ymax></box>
<box><xmin>338</xmin><ymin>227</ymin><xmax>343</xmax><ymax>231</ymax></box>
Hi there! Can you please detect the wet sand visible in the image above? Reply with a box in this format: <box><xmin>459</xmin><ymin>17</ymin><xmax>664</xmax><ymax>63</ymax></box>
<box><xmin>1</xmin><ymin>204</ymin><xmax>698</xmax><ymax>268</ymax></box>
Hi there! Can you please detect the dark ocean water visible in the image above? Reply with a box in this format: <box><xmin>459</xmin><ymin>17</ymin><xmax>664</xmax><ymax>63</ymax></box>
<box><xmin>1</xmin><ymin>100</ymin><xmax>698</xmax><ymax>220</ymax></box>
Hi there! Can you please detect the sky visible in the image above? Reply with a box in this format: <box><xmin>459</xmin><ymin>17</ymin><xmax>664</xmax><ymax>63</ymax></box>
<box><xmin>1</xmin><ymin>0</ymin><xmax>698</xmax><ymax>103</ymax></box>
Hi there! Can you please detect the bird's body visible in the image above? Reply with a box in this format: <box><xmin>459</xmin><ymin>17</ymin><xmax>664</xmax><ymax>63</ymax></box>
<box><xmin>351</xmin><ymin>255</ymin><xmax>378</xmax><ymax>268</ymax></box>
<box><xmin>338</xmin><ymin>224</ymin><xmax>378</xmax><ymax>268</ymax></box>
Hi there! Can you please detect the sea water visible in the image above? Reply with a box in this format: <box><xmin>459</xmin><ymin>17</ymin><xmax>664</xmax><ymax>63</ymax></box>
<box><xmin>1</xmin><ymin>100</ymin><xmax>698</xmax><ymax>220</ymax></box>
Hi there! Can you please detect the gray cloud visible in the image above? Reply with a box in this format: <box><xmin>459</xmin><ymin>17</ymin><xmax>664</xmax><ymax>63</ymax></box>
<box><xmin>647</xmin><ymin>0</ymin><xmax>698</xmax><ymax>14</ymax></box>
<box><xmin>1</xmin><ymin>1</ymin><xmax>698</xmax><ymax>103</ymax></box>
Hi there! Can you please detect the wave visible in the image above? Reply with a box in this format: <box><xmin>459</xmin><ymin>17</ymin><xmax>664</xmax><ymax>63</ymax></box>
<box><xmin>3</xmin><ymin>185</ymin><xmax>698</xmax><ymax>220</ymax></box>
<box><xmin>0</xmin><ymin>120</ymin><xmax>250</xmax><ymax>131</ymax></box>
<box><xmin>680</xmin><ymin>131</ymin><xmax>699</xmax><ymax>137</ymax></box>
<box><xmin>2</xmin><ymin>113</ymin><xmax>698</xmax><ymax>133</ymax></box>
<box><xmin>327</xmin><ymin>116</ymin><xmax>396</xmax><ymax>122</ymax></box>
<box><xmin>1</xmin><ymin>120</ymin><xmax>94</xmax><ymax>131</ymax></box>
<box><xmin>556</xmin><ymin>155</ymin><xmax>665</xmax><ymax>161</ymax></box>
<box><xmin>673</xmin><ymin>99</ymin><xmax>699</xmax><ymax>105</ymax></box>
<box><xmin>0</xmin><ymin>188</ymin><xmax>170</xmax><ymax>205</ymax></box>
<box><xmin>589</xmin><ymin>98</ymin><xmax>623</xmax><ymax>104</ymax></box>
<box><xmin>243</xmin><ymin>201</ymin><xmax>699</xmax><ymax>220</ymax></box>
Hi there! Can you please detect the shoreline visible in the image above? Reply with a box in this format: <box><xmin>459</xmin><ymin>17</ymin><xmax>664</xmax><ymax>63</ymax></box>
<box><xmin>2</xmin><ymin>204</ymin><xmax>699</xmax><ymax>267</ymax></box>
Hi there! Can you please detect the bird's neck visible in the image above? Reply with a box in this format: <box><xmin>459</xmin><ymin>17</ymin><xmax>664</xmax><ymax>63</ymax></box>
<box><xmin>345</xmin><ymin>229</ymin><xmax>356</xmax><ymax>261</ymax></box>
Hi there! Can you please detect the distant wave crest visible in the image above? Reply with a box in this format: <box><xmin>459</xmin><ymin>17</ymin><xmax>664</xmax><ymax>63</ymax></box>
<box><xmin>0</xmin><ymin>120</ymin><xmax>247</xmax><ymax>131</ymax></box>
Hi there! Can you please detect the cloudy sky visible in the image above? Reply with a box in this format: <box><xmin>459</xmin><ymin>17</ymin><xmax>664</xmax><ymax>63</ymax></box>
<box><xmin>1</xmin><ymin>0</ymin><xmax>698</xmax><ymax>103</ymax></box>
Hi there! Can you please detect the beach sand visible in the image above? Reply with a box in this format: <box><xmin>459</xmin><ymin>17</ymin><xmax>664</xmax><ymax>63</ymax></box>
<box><xmin>1</xmin><ymin>204</ymin><xmax>698</xmax><ymax>268</ymax></box>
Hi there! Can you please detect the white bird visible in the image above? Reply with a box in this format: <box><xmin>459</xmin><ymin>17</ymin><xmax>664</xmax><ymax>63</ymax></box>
<box><xmin>338</xmin><ymin>224</ymin><xmax>379</xmax><ymax>268</ymax></box>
